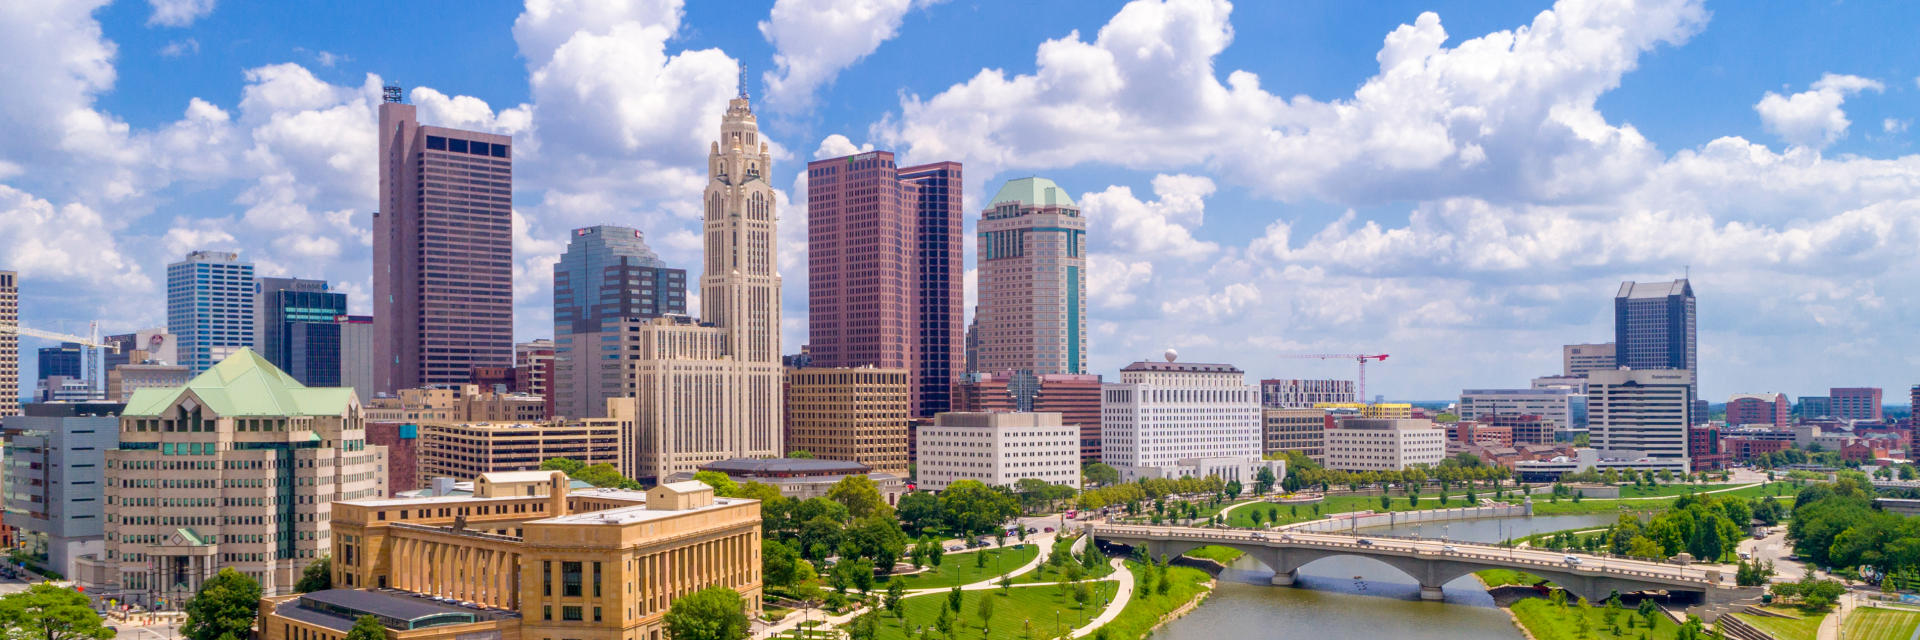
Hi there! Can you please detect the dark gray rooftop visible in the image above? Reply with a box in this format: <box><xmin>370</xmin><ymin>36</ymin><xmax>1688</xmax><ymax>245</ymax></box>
<box><xmin>283</xmin><ymin>589</ymin><xmax>510</xmax><ymax>631</ymax></box>
<box><xmin>699</xmin><ymin>457</ymin><xmax>871</xmax><ymax>475</ymax></box>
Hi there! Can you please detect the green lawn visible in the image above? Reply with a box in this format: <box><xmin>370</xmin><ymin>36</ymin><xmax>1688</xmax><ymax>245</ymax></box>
<box><xmin>1475</xmin><ymin>568</ymin><xmax>1549</xmax><ymax>588</ymax></box>
<box><xmin>1097</xmin><ymin>561</ymin><xmax>1213</xmax><ymax>640</ymax></box>
<box><xmin>1181</xmin><ymin>545</ymin><xmax>1244</xmax><ymax>565</ymax></box>
<box><xmin>1225</xmin><ymin>491</ymin><xmax>1488</xmax><ymax>528</ymax></box>
<box><xmin>1510</xmin><ymin>598</ymin><xmax>1686</xmax><ymax>639</ymax></box>
<box><xmin>1511</xmin><ymin>481</ymin><xmax>1800</xmax><ymax>516</ymax></box>
<box><xmin>1731</xmin><ymin>606</ymin><xmax>1828</xmax><ymax>640</ymax></box>
<box><xmin>860</xmin><ymin>581</ymin><xmax>1117</xmax><ymax>640</ymax></box>
<box><xmin>882</xmin><ymin>544</ymin><xmax>1041</xmax><ymax>590</ymax></box>
<box><xmin>1613</xmin><ymin>482</ymin><xmax>1741</xmax><ymax>498</ymax></box>
<box><xmin>1013</xmin><ymin>536</ymin><xmax>1114</xmax><ymax>584</ymax></box>
<box><xmin>1842</xmin><ymin>607</ymin><xmax>1920</xmax><ymax>640</ymax></box>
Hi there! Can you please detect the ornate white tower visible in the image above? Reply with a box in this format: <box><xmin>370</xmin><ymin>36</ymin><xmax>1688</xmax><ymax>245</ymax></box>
<box><xmin>701</xmin><ymin>81</ymin><xmax>781</xmax><ymax>364</ymax></box>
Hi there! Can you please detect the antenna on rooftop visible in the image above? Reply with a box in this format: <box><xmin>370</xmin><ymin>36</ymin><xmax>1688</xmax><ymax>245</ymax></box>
<box><xmin>737</xmin><ymin>63</ymin><xmax>748</xmax><ymax>100</ymax></box>
<box><xmin>383</xmin><ymin>84</ymin><xmax>404</xmax><ymax>104</ymax></box>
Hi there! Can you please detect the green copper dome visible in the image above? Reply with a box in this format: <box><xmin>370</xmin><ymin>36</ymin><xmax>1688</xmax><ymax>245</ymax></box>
<box><xmin>990</xmin><ymin>177</ymin><xmax>1075</xmax><ymax>208</ymax></box>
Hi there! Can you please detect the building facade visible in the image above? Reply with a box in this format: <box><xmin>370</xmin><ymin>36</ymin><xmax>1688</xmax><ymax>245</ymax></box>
<box><xmin>1830</xmin><ymin>387</ymin><xmax>1884</xmax><ymax>421</ymax></box>
<box><xmin>167</xmin><ymin>251</ymin><xmax>256</xmax><ymax>375</ymax></box>
<box><xmin>673</xmin><ymin>458</ymin><xmax>906</xmax><ymax>505</ymax></box>
<box><xmin>105</xmin><ymin>364</ymin><xmax>189</xmax><ymax>402</ymax></box>
<box><xmin>0</xmin><ymin>271</ymin><xmax>15</xmax><ymax>418</ymax></box>
<box><xmin>416</xmin><ymin>399</ymin><xmax>632</xmax><ymax>482</ymax></box>
<box><xmin>515</xmin><ymin>339</ymin><xmax>555</xmax><ymax>418</ymax></box>
<box><xmin>37</xmin><ymin>343</ymin><xmax>83</xmax><ymax>381</ymax></box>
<box><xmin>337</xmin><ymin>315</ymin><xmax>375</xmax><ymax>403</ymax></box>
<box><xmin>2</xmin><ymin>402</ymin><xmax>124</xmax><ymax>577</ymax></box>
<box><xmin>374</xmin><ymin>88</ymin><xmax>514</xmax><ymax>393</ymax></box>
<box><xmin>805</xmin><ymin>152</ymin><xmax>964</xmax><ymax>418</ymax></box>
<box><xmin>952</xmin><ymin>370</ymin><xmax>1103</xmax><ymax>462</ymax></box>
<box><xmin>1259</xmin><ymin>379</ymin><xmax>1356</xmax><ymax>408</ymax></box>
<box><xmin>1587</xmin><ymin>368</ymin><xmax>1694</xmax><ymax>463</ymax></box>
<box><xmin>97</xmin><ymin>349</ymin><xmax>383</xmax><ymax>605</ymax></box>
<box><xmin>974</xmin><ymin>177</ymin><xmax>1087</xmax><ymax>375</ymax></box>
<box><xmin>1562</xmin><ymin>343</ymin><xmax>1616</xmax><ymax>378</ymax></box>
<box><xmin>1261</xmin><ymin>408</ymin><xmax>1327</xmax><ymax>462</ymax></box>
<box><xmin>1456</xmin><ymin>388</ymin><xmax>1585</xmax><ymax>439</ymax></box>
<box><xmin>783</xmin><ymin>367</ymin><xmax>910</xmax><ymax>476</ymax></box>
<box><xmin>260</xmin><ymin>475</ymin><xmax>761</xmax><ymax>640</ymax></box>
<box><xmin>256</xmin><ymin>277</ymin><xmax>348</xmax><ymax>387</ymax></box>
<box><xmin>1725</xmin><ymin>393</ymin><xmax>1790</xmax><ymax>427</ymax></box>
<box><xmin>1100</xmin><ymin>358</ymin><xmax>1270</xmax><ymax>484</ymax></box>
<box><xmin>552</xmin><ymin>227</ymin><xmax>684</xmax><ymax>420</ymax></box>
<box><xmin>1614</xmin><ymin>279</ymin><xmax>1696</xmax><ymax>389</ymax></box>
<box><xmin>915</xmin><ymin>412</ymin><xmax>1081</xmax><ymax>491</ymax></box>
<box><xmin>1322</xmin><ymin>418</ymin><xmax>1447</xmax><ymax>471</ymax></box>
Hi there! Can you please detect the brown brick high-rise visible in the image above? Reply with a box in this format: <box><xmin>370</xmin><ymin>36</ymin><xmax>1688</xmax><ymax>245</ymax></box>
<box><xmin>374</xmin><ymin>87</ymin><xmax>514</xmax><ymax>393</ymax></box>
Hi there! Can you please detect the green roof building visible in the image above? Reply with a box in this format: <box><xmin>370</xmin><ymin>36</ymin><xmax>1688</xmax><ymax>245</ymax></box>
<box><xmin>976</xmin><ymin>176</ymin><xmax>1088</xmax><ymax>375</ymax></box>
<box><xmin>98</xmin><ymin>348</ymin><xmax>384</xmax><ymax>606</ymax></box>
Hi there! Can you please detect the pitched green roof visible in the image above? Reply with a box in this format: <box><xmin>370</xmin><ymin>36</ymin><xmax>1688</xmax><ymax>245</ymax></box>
<box><xmin>123</xmin><ymin>348</ymin><xmax>357</xmax><ymax>417</ymax></box>
<box><xmin>990</xmin><ymin>177</ymin><xmax>1075</xmax><ymax>208</ymax></box>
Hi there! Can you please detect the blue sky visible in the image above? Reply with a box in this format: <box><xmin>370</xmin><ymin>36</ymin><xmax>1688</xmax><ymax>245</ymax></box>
<box><xmin>3</xmin><ymin>0</ymin><xmax>1918</xmax><ymax>403</ymax></box>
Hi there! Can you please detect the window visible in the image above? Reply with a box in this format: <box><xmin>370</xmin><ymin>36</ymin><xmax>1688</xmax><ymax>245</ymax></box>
<box><xmin>562</xmin><ymin>606</ymin><xmax>583</xmax><ymax>621</ymax></box>
<box><xmin>544</xmin><ymin>561</ymin><xmax>553</xmax><ymax>596</ymax></box>
<box><xmin>563</xmin><ymin>561</ymin><xmax>582</xmax><ymax>597</ymax></box>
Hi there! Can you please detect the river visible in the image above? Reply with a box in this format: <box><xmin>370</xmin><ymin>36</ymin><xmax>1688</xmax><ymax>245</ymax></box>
<box><xmin>1150</xmin><ymin>513</ymin><xmax>1627</xmax><ymax>640</ymax></box>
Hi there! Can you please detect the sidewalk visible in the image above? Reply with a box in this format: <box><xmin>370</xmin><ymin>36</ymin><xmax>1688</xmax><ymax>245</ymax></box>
<box><xmin>1067</xmin><ymin>558</ymin><xmax>1135</xmax><ymax>639</ymax></box>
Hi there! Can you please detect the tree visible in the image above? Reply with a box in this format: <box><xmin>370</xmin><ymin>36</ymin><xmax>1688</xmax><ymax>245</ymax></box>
<box><xmin>897</xmin><ymin>492</ymin><xmax>944</xmax><ymax>534</ymax></box>
<box><xmin>942</xmin><ymin>481</ymin><xmax>1019</xmax><ymax>536</ymax></box>
<box><xmin>1380</xmin><ymin>494</ymin><xmax>1391</xmax><ymax>511</ymax></box>
<box><xmin>295</xmin><ymin>556</ymin><xmax>332</xmax><ymax>593</ymax></box>
<box><xmin>183</xmin><ymin>568</ymin><xmax>263</xmax><ymax>640</ymax></box>
<box><xmin>886</xmin><ymin>581</ymin><xmax>907</xmax><ymax>619</ymax></box>
<box><xmin>1254</xmin><ymin>466</ymin><xmax>1277</xmax><ymax>495</ymax></box>
<box><xmin>843</xmin><ymin>515</ymin><xmax>910</xmax><ymax>571</ymax></box>
<box><xmin>789</xmin><ymin>450</ymin><xmax>815</xmax><ymax>458</ymax></box>
<box><xmin>344</xmin><ymin>615</ymin><xmax>385</xmax><ymax>640</ymax></box>
<box><xmin>977</xmin><ymin>593</ymin><xmax>996</xmax><ymax>636</ymax></box>
<box><xmin>664</xmin><ymin>586</ymin><xmax>750</xmax><ymax>640</ymax></box>
<box><xmin>948</xmin><ymin>586</ymin><xmax>964</xmax><ymax>613</ymax></box>
<box><xmin>694</xmin><ymin>470</ymin><xmax>739</xmax><ymax>497</ymax></box>
<box><xmin>828</xmin><ymin>475</ymin><xmax>894</xmax><ymax>520</ymax></box>
<box><xmin>1084</xmin><ymin>463</ymin><xmax>1121</xmax><ymax>487</ymax></box>
<box><xmin>764</xmin><ymin>539</ymin><xmax>802</xmax><ymax>587</ymax></box>
<box><xmin>0</xmin><ymin>583</ymin><xmax>117</xmax><ymax>640</ymax></box>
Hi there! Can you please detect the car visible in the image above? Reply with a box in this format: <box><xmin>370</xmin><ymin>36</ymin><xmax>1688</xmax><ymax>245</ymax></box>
<box><xmin>1443</xmin><ymin>545</ymin><xmax>1458</xmax><ymax>553</ymax></box>
<box><xmin>1564</xmin><ymin>555</ymin><xmax>1582</xmax><ymax>565</ymax></box>
<box><xmin>1251</xmin><ymin>532</ymin><xmax>1267</xmax><ymax>540</ymax></box>
<box><xmin>1357</xmin><ymin>539</ymin><xmax>1375</xmax><ymax>546</ymax></box>
<box><xmin>1739</xmin><ymin>551</ymin><xmax>1752</xmax><ymax>559</ymax></box>
<box><xmin>948</xmin><ymin>545</ymin><xmax>964</xmax><ymax>552</ymax></box>
<box><xmin>966</xmin><ymin>540</ymin><xmax>984</xmax><ymax>549</ymax></box>
<box><xmin>1026</xmin><ymin>527</ymin><xmax>1038</xmax><ymax>534</ymax></box>
<box><xmin>1280</xmin><ymin>534</ymin><xmax>1294</xmax><ymax>541</ymax></box>
<box><xmin>1044</xmin><ymin>527</ymin><xmax>1055</xmax><ymax>532</ymax></box>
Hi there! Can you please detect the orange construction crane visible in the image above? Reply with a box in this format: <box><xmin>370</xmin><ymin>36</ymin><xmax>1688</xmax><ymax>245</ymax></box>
<box><xmin>1277</xmin><ymin>353</ymin><xmax>1389</xmax><ymax>402</ymax></box>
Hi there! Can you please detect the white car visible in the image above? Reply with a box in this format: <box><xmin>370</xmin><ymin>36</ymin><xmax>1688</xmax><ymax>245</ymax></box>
<box><xmin>1442</xmin><ymin>545</ymin><xmax>1458</xmax><ymax>553</ymax></box>
<box><xmin>1564</xmin><ymin>555</ymin><xmax>1582</xmax><ymax>565</ymax></box>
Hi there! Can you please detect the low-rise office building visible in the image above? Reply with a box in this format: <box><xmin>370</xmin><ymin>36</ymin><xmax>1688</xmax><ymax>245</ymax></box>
<box><xmin>2</xmin><ymin>402</ymin><xmax>124</xmax><ymax>577</ymax></box>
<box><xmin>1261</xmin><ymin>408</ymin><xmax>1327</xmax><ymax>462</ymax></box>
<box><xmin>258</xmin><ymin>472</ymin><xmax>761</xmax><ymax>640</ymax></box>
<box><xmin>105</xmin><ymin>364</ymin><xmax>190</xmax><ymax>403</ymax></box>
<box><xmin>1323</xmin><ymin>418</ymin><xmax>1447</xmax><ymax>471</ymax></box>
<box><xmin>1456</xmin><ymin>388</ymin><xmax>1585</xmax><ymax>439</ymax></box>
<box><xmin>1311</xmin><ymin>402</ymin><xmax>1414</xmax><ymax>419</ymax></box>
<box><xmin>784</xmin><ymin>367</ymin><xmax>910</xmax><ymax>475</ymax></box>
<box><xmin>416</xmin><ymin>398</ymin><xmax>634</xmax><ymax>481</ymax></box>
<box><xmin>1102</xmin><ymin>357</ymin><xmax>1274</xmax><ymax>485</ymax></box>
<box><xmin>365</xmin><ymin>384</ymin><xmax>549</xmax><ymax>425</ymax></box>
<box><xmin>915</xmin><ymin>412</ymin><xmax>1081</xmax><ymax>492</ymax></box>
<box><xmin>668</xmin><ymin>457</ymin><xmax>906</xmax><ymax>504</ymax></box>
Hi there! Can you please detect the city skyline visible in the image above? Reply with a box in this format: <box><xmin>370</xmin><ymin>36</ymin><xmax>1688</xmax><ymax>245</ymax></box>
<box><xmin>4</xmin><ymin>0</ymin><xmax>1920</xmax><ymax>400</ymax></box>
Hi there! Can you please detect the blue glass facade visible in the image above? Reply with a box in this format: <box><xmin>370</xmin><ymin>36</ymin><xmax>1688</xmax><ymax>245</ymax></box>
<box><xmin>553</xmin><ymin>226</ymin><xmax>685</xmax><ymax>334</ymax></box>
<box><xmin>258</xmin><ymin>277</ymin><xmax>348</xmax><ymax>386</ymax></box>
<box><xmin>166</xmin><ymin>251</ymin><xmax>255</xmax><ymax>375</ymax></box>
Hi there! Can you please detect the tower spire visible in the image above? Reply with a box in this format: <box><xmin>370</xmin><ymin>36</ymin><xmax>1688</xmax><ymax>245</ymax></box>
<box><xmin>737</xmin><ymin>63</ymin><xmax>748</xmax><ymax>99</ymax></box>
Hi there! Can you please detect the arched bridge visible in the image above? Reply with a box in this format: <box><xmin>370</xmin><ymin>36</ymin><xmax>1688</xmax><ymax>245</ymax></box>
<box><xmin>1093</xmin><ymin>524</ymin><xmax>1761</xmax><ymax>603</ymax></box>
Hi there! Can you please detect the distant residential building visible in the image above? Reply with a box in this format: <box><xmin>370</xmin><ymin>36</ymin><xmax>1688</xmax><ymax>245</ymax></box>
<box><xmin>167</xmin><ymin>250</ymin><xmax>256</xmax><ymax>375</ymax></box>
<box><xmin>1261</xmin><ymin>408</ymin><xmax>1327</xmax><ymax>462</ymax></box>
<box><xmin>784</xmin><ymin>367</ymin><xmax>910</xmax><ymax>476</ymax></box>
<box><xmin>975</xmin><ymin>177</ymin><xmax>1087</xmax><ymax>375</ymax></box>
<box><xmin>1723</xmin><ymin>435</ymin><xmax>1792</xmax><ymax>462</ymax></box>
<box><xmin>672</xmin><ymin>457</ymin><xmax>906</xmax><ymax>504</ymax></box>
<box><xmin>916</xmin><ymin>412</ymin><xmax>1080</xmax><ymax>492</ymax></box>
<box><xmin>1100</xmin><ymin>357</ymin><xmax>1276</xmax><ymax>485</ymax></box>
<box><xmin>2</xmin><ymin>402</ymin><xmax>124</xmax><ymax>577</ymax></box>
<box><xmin>1588</xmin><ymin>368</ymin><xmax>1694</xmax><ymax>463</ymax></box>
<box><xmin>953</xmin><ymin>370</ymin><xmax>1104</xmax><ymax>462</ymax></box>
<box><xmin>1483</xmin><ymin>414</ymin><xmax>1551</xmax><ymax>446</ymax></box>
<box><xmin>374</xmin><ymin>90</ymin><xmax>514</xmax><ymax>393</ymax></box>
<box><xmin>255</xmin><ymin>277</ymin><xmax>347</xmax><ymax>386</ymax></box>
<box><xmin>1614</xmin><ymin>279</ymin><xmax>1697</xmax><ymax>394</ymax></box>
<box><xmin>104</xmin><ymin>364</ymin><xmax>189</xmax><ymax>402</ymax></box>
<box><xmin>96</xmin><ymin>349</ymin><xmax>383</xmax><ymax>605</ymax></box>
<box><xmin>416</xmin><ymin>398</ymin><xmax>633</xmax><ymax>481</ymax></box>
<box><xmin>36</xmin><ymin>343</ymin><xmax>83</xmax><ymax>381</ymax></box>
<box><xmin>1912</xmin><ymin>386</ymin><xmax>1919</xmax><ymax>425</ymax></box>
<box><xmin>0</xmin><ymin>271</ymin><xmax>16</xmax><ymax>419</ymax></box>
<box><xmin>1457</xmin><ymin>388</ymin><xmax>1585</xmax><ymax>438</ymax></box>
<box><xmin>1689</xmin><ymin>424</ymin><xmax>1729</xmax><ymax>471</ymax></box>
<box><xmin>1449</xmin><ymin>421</ymin><xmax>1514</xmax><ymax>447</ymax></box>
<box><xmin>515</xmin><ymin>339</ymin><xmax>554</xmax><ymax>417</ymax></box>
<box><xmin>1323</xmin><ymin>418</ymin><xmax>1447</xmax><ymax>471</ymax></box>
<box><xmin>1562</xmin><ymin>343</ymin><xmax>1616</xmax><ymax>378</ymax></box>
<box><xmin>552</xmin><ymin>226</ymin><xmax>685</xmax><ymax>419</ymax></box>
<box><xmin>1260</xmin><ymin>378</ymin><xmax>1355</xmax><ymax>408</ymax></box>
<box><xmin>1726</xmin><ymin>393</ymin><xmax>1790</xmax><ymax>427</ymax></box>
<box><xmin>806</xmin><ymin>151</ymin><xmax>965</xmax><ymax>417</ymax></box>
<box><xmin>471</xmin><ymin>366</ymin><xmax>515</xmax><ymax>392</ymax></box>
<box><xmin>1831</xmin><ymin>387</ymin><xmax>1884</xmax><ymax>421</ymax></box>
<box><xmin>262</xmin><ymin>476</ymin><xmax>762</xmax><ymax>640</ymax></box>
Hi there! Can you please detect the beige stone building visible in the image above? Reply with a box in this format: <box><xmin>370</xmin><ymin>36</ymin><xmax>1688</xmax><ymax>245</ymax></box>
<box><xmin>257</xmin><ymin>471</ymin><xmax>760</xmax><ymax>640</ymax></box>
<box><xmin>365</xmin><ymin>384</ymin><xmax>547</xmax><ymax>425</ymax></box>
<box><xmin>1261</xmin><ymin>408</ymin><xmax>1328</xmax><ymax>462</ymax></box>
<box><xmin>418</xmin><ymin>398</ymin><xmax>634</xmax><ymax>481</ymax></box>
<box><xmin>95</xmin><ymin>349</ymin><xmax>384</xmax><ymax>606</ymax></box>
<box><xmin>784</xmin><ymin>366</ymin><xmax>909</xmax><ymax>475</ymax></box>
<box><xmin>0</xmin><ymin>270</ymin><xmax>16</xmax><ymax>419</ymax></box>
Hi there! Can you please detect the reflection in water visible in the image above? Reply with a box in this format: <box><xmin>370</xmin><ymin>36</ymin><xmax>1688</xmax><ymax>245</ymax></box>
<box><xmin>1151</xmin><ymin>514</ymin><xmax>1629</xmax><ymax>640</ymax></box>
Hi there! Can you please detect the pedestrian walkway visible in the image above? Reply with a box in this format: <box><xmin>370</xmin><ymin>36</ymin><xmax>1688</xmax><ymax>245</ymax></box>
<box><xmin>1067</xmin><ymin>558</ymin><xmax>1135</xmax><ymax>639</ymax></box>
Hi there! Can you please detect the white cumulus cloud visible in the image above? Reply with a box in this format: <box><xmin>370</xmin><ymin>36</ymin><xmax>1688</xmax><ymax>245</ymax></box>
<box><xmin>759</xmin><ymin>0</ymin><xmax>920</xmax><ymax>112</ymax></box>
<box><xmin>1754</xmin><ymin>73</ymin><xmax>1884</xmax><ymax>149</ymax></box>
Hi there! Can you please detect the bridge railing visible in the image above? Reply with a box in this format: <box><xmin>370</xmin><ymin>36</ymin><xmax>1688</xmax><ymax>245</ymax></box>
<box><xmin>1093</xmin><ymin>524</ymin><xmax>1723</xmax><ymax>586</ymax></box>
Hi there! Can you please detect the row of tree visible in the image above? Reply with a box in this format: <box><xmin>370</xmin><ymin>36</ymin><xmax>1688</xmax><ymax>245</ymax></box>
<box><xmin>1534</xmin><ymin>492</ymin><xmax>1776</xmax><ymax>563</ymax></box>
<box><xmin>1788</xmin><ymin>478</ymin><xmax>1920</xmax><ymax>580</ymax></box>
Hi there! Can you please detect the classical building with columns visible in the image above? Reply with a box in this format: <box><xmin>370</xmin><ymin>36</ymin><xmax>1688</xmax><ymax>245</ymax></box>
<box><xmin>257</xmin><ymin>471</ymin><xmax>761</xmax><ymax>640</ymax></box>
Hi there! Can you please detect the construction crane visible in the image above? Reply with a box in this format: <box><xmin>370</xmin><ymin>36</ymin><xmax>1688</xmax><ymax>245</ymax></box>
<box><xmin>1277</xmin><ymin>353</ymin><xmax>1389</xmax><ymax>402</ymax></box>
<box><xmin>0</xmin><ymin>321</ymin><xmax>121</xmax><ymax>391</ymax></box>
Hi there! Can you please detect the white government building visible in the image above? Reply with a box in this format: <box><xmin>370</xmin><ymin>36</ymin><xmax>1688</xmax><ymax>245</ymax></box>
<box><xmin>1099</xmin><ymin>351</ymin><xmax>1282</xmax><ymax>487</ymax></box>
<box><xmin>1322</xmin><ymin>418</ymin><xmax>1448</xmax><ymax>471</ymax></box>
<box><xmin>914</xmin><ymin>412</ymin><xmax>1082</xmax><ymax>492</ymax></box>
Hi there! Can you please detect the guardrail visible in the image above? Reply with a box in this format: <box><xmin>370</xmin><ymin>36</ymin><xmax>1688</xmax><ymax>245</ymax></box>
<box><xmin>1093</xmin><ymin>524</ymin><xmax>1723</xmax><ymax>587</ymax></box>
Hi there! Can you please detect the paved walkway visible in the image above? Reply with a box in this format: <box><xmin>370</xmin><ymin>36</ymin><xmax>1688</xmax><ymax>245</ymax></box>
<box><xmin>1817</xmin><ymin>592</ymin><xmax>1858</xmax><ymax>640</ymax></box>
<box><xmin>1067</xmin><ymin>558</ymin><xmax>1135</xmax><ymax>639</ymax></box>
<box><xmin>905</xmin><ymin>533</ymin><xmax>1060</xmax><ymax>595</ymax></box>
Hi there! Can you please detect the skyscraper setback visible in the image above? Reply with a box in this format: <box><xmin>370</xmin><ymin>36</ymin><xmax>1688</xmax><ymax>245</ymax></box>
<box><xmin>805</xmin><ymin>151</ymin><xmax>963</xmax><ymax>416</ymax></box>
<box><xmin>373</xmin><ymin>86</ymin><xmax>514</xmax><ymax>393</ymax></box>
<box><xmin>167</xmin><ymin>250</ymin><xmax>256</xmax><ymax>374</ymax></box>
<box><xmin>975</xmin><ymin>177</ymin><xmax>1088</xmax><ymax>375</ymax></box>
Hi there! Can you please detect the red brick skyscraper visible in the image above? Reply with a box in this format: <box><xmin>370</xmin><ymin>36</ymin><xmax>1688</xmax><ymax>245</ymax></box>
<box><xmin>373</xmin><ymin>86</ymin><xmax>514</xmax><ymax>393</ymax></box>
<box><xmin>805</xmin><ymin>151</ymin><xmax>962</xmax><ymax>416</ymax></box>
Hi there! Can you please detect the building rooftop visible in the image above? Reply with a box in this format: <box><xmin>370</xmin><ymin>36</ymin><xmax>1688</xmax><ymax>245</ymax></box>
<box><xmin>1616</xmin><ymin>278</ymin><xmax>1692</xmax><ymax>299</ymax></box>
<box><xmin>122</xmin><ymin>348</ymin><xmax>354</xmax><ymax>417</ymax></box>
<box><xmin>276</xmin><ymin>589</ymin><xmax>510</xmax><ymax>632</ymax></box>
<box><xmin>699</xmin><ymin>457</ymin><xmax>871</xmax><ymax>476</ymax></box>
<box><xmin>537</xmin><ymin>496</ymin><xmax>750</xmax><ymax>526</ymax></box>
<box><xmin>1119</xmin><ymin>361</ymin><xmax>1243</xmax><ymax>374</ymax></box>
<box><xmin>991</xmin><ymin>177</ymin><xmax>1075</xmax><ymax>208</ymax></box>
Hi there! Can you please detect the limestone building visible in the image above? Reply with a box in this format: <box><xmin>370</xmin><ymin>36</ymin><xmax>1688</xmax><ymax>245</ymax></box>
<box><xmin>94</xmin><ymin>349</ymin><xmax>385</xmax><ymax>606</ymax></box>
<box><xmin>915</xmin><ymin>412</ymin><xmax>1081</xmax><ymax>492</ymax></box>
<box><xmin>258</xmin><ymin>472</ymin><xmax>761</xmax><ymax>640</ymax></box>
<box><xmin>784</xmin><ymin>366</ymin><xmax>909</xmax><ymax>475</ymax></box>
<box><xmin>1261</xmin><ymin>407</ymin><xmax>1327</xmax><ymax>462</ymax></box>
<box><xmin>417</xmin><ymin>398</ymin><xmax>634</xmax><ymax>481</ymax></box>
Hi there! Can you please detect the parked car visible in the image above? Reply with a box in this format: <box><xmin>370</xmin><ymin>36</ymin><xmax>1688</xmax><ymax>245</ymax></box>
<box><xmin>1739</xmin><ymin>551</ymin><xmax>1752</xmax><ymax>559</ymax></box>
<box><xmin>947</xmin><ymin>545</ymin><xmax>964</xmax><ymax>552</ymax></box>
<box><xmin>1044</xmin><ymin>527</ymin><xmax>1055</xmax><ymax>533</ymax></box>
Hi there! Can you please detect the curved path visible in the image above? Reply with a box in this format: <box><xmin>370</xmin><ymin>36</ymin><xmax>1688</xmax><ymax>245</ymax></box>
<box><xmin>1066</xmin><ymin>558</ymin><xmax>1135</xmax><ymax>639</ymax></box>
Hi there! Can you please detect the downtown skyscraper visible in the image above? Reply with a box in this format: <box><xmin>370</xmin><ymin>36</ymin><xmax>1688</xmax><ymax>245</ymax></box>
<box><xmin>975</xmin><ymin>177</ymin><xmax>1088</xmax><ymax>375</ymax></box>
<box><xmin>256</xmin><ymin>277</ymin><xmax>348</xmax><ymax>386</ymax></box>
<box><xmin>551</xmin><ymin>225</ymin><xmax>686</xmax><ymax>419</ymax></box>
<box><xmin>805</xmin><ymin>151</ymin><xmax>963</xmax><ymax>416</ymax></box>
<box><xmin>167</xmin><ymin>250</ymin><xmax>256</xmax><ymax>374</ymax></box>
<box><xmin>373</xmin><ymin>86</ymin><xmax>513</xmax><ymax>393</ymax></box>
<box><xmin>1614</xmin><ymin>279</ymin><xmax>1696</xmax><ymax>397</ymax></box>
<box><xmin>0</xmin><ymin>270</ymin><xmax>15</xmax><ymax>418</ymax></box>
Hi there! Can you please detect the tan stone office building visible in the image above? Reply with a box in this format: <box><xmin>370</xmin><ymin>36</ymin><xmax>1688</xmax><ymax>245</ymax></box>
<box><xmin>258</xmin><ymin>471</ymin><xmax>761</xmax><ymax>640</ymax></box>
<box><xmin>417</xmin><ymin>398</ymin><xmax>634</xmax><ymax>481</ymax></box>
<box><xmin>1261</xmin><ymin>407</ymin><xmax>1328</xmax><ymax>462</ymax></box>
<box><xmin>94</xmin><ymin>349</ymin><xmax>384</xmax><ymax>606</ymax></box>
<box><xmin>784</xmin><ymin>366</ymin><xmax>910</xmax><ymax>475</ymax></box>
